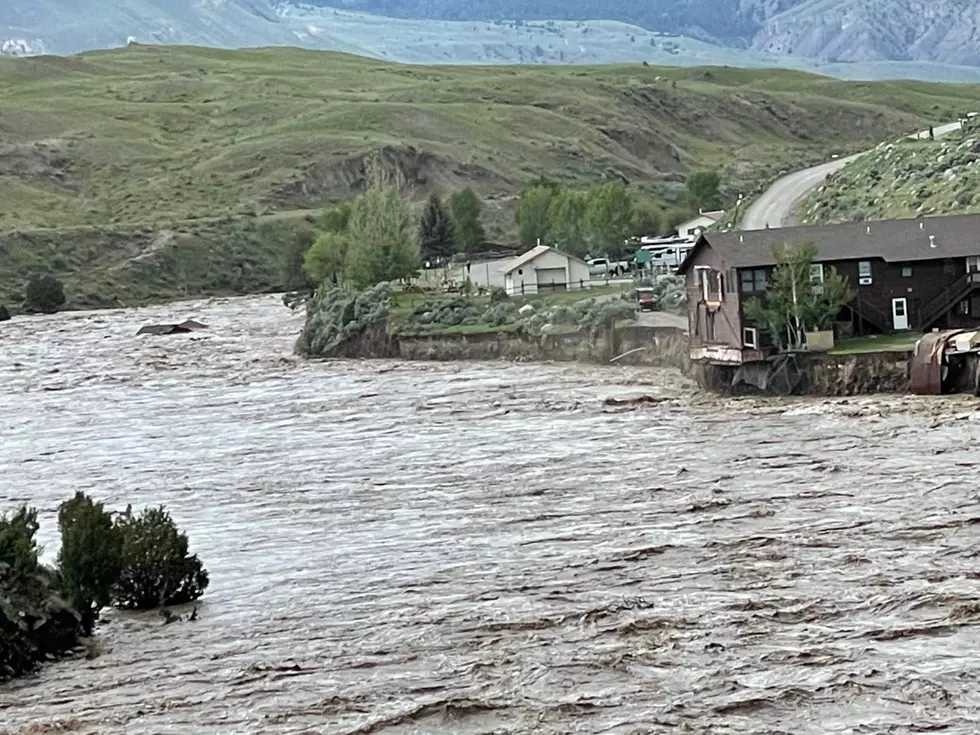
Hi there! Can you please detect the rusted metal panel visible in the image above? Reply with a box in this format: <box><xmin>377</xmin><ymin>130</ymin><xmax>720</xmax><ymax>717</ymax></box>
<box><xmin>909</xmin><ymin>330</ymin><xmax>962</xmax><ymax>395</ymax></box>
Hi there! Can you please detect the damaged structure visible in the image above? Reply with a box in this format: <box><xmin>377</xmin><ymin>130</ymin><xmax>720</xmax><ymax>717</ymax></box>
<box><xmin>678</xmin><ymin>213</ymin><xmax>980</xmax><ymax>395</ymax></box>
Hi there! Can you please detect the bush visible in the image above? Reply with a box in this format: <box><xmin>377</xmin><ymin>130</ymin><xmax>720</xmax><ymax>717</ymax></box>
<box><xmin>25</xmin><ymin>274</ymin><xmax>66</xmax><ymax>314</ymax></box>
<box><xmin>482</xmin><ymin>302</ymin><xmax>518</xmax><ymax>327</ymax></box>
<box><xmin>58</xmin><ymin>493</ymin><xmax>122</xmax><ymax>634</ymax></box>
<box><xmin>0</xmin><ymin>506</ymin><xmax>40</xmax><ymax>578</ymax></box>
<box><xmin>113</xmin><ymin>506</ymin><xmax>209</xmax><ymax>610</ymax></box>
<box><xmin>488</xmin><ymin>286</ymin><xmax>509</xmax><ymax>304</ymax></box>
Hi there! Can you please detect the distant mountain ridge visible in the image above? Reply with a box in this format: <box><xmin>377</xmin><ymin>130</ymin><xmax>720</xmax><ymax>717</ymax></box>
<box><xmin>5</xmin><ymin>0</ymin><xmax>980</xmax><ymax>79</ymax></box>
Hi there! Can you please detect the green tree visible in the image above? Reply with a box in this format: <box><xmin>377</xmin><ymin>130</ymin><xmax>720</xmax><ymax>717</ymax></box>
<box><xmin>419</xmin><ymin>193</ymin><xmax>456</xmax><ymax>265</ymax></box>
<box><xmin>744</xmin><ymin>241</ymin><xmax>853</xmax><ymax>351</ymax></box>
<box><xmin>447</xmin><ymin>187</ymin><xmax>486</xmax><ymax>254</ymax></box>
<box><xmin>686</xmin><ymin>170</ymin><xmax>723</xmax><ymax>212</ymax></box>
<box><xmin>516</xmin><ymin>184</ymin><xmax>556</xmax><ymax>247</ymax></box>
<box><xmin>303</xmin><ymin>232</ymin><xmax>349</xmax><ymax>286</ymax></box>
<box><xmin>583</xmin><ymin>182</ymin><xmax>633</xmax><ymax>257</ymax></box>
<box><xmin>628</xmin><ymin>199</ymin><xmax>664</xmax><ymax>239</ymax></box>
<box><xmin>343</xmin><ymin>176</ymin><xmax>420</xmax><ymax>288</ymax></box>
<box><xmin>316</xmin><ymin>203</ymin><xmax>351</xmax><ymax>233</ymax></box>
<box><xmin>662</xmin><ymin>206</ymin><xmax>693</xmax><ymax>236</ymax></box>
<box><xmin>113</xmin><ymin>506</ymin><xmax>209</xmax><ymax>610</ymax></box>
<box><xmin>57</xmin><ymin>493</ymin><xmax>122</xmax><ymax>635</ymax></box>
<box><xmin>25</xmin><ymin>274</ymin><xmax>66</xmax><ymax>314</ymax></box>
<box><xmin>547</xmin><ymin>189</ymin><xmax>588</xmax><ymax>257</ymax></box>
<box><xmin>0</xmin><ymin>506</ymin><xmax>40</xmax><ymax>578</ymax></box>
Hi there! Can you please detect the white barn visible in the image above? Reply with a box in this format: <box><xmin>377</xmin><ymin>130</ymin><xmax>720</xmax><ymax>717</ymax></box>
<box><xmin>499</xmin><ymin>245</ymin><xmax>592</xmax><ymax>296</ymax></box>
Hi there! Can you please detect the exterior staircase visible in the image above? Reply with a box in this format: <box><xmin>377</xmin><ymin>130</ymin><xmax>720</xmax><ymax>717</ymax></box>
<box><xmin>847</xmin><ymin>297</ymin><xmax>891</xmax><ymax>334</ymax></box>
<box><xmin>920</xmin><ymin>272</ymin><xmax>980</xmax><ymax>329</ymax></box>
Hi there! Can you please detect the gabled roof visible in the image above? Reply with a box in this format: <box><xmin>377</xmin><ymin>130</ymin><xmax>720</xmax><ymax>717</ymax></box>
<box><xmin>499</xmin><ymin>245</ymin><xmax>586</xmax><ymax>274</ymax></box>
<box><xmin>680</xmin><ymin>213</ymin><xmax>980</xmax><ymax>273</ymax></box>
<box><xmin>680</xmin><ymin>210</ymin><xmax>725</xmax><ymax>226</ymax></box>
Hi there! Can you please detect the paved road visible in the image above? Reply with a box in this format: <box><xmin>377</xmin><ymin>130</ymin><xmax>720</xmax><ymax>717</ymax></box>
<box><xmin>741</xmin><ymin>120</ymin><xmax>965</xmax><ymax>231</ymax></box>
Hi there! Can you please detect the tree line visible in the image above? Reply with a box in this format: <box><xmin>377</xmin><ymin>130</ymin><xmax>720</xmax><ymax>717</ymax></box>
<box><xmin>299</xmin><ymin>163</ymin><xmax>725</xmax><ymax>289</ymax></box>
<box><xmin>514</xmin><ymin>171</ymin><xmax>723</xmax><ymax>259</ymax></box>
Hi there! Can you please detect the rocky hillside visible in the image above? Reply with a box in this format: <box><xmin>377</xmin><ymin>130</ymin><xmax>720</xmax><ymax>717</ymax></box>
<box><xmin>753</xmin><ymin>0</ymin><xmax>980</xmax><ymax>65</ymax></box>
<box><xmin>799</xmin><ymin>118</ymin><xmax>980</xmax><ymax>224</ymax></box>
<box><xmin>8</xmin><ymin>0</ymin><xmax>980</xmax><ymax>76</ymax></box>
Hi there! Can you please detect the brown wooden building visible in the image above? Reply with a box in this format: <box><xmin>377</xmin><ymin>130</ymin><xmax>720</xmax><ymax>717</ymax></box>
<box><xmin>678</xmin><ymin>213</ymin><xmax>980</xmax><ymax>364</ymax></box>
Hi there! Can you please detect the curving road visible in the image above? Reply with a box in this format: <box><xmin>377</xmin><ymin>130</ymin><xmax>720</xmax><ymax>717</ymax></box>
<box><xmin>741</xmin><ymin>120</ymin><xmax>965</xmax><ymax>231</ymax></box>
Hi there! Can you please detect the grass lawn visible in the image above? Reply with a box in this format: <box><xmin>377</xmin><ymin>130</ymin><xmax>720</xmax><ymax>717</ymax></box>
<box><xmin>828</xmin><ymin>332</ymin><xmax>923</xmax><ymax>355</ymax></box>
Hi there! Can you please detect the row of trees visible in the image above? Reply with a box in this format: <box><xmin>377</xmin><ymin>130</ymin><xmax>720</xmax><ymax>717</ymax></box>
<box><xmin>302</xmin><ymin>169</ymin><xmax>490</xmax><ymax>288</ymax></box>
<box><xmin>513</xmin><ymin>171</ymin><xmax>723</xmax><ymax>259</ymax></box>
<box><xmin>299</xmin><ymin>163</ymin><xmax>726</xmax><ymax>289</ymax></box>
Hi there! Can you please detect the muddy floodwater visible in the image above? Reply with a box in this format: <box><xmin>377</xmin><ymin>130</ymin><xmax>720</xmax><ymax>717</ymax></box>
<box><xmin>4</xmin><ymin>295</ymin><xmax>980</xmax><ymax>734</ymax></box>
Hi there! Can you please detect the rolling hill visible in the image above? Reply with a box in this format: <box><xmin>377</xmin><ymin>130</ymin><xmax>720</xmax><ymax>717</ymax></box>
<box><xmin>2</xmin><ymin>44</ymin><xmax>980</xmax><ymax>308</ymax></box>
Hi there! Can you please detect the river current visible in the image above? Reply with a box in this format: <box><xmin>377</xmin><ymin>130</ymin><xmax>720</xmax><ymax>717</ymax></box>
<box><xmin>2</xmin><ymin>294</ymin><xmax>980</xmax><ymax>734</ymax></box>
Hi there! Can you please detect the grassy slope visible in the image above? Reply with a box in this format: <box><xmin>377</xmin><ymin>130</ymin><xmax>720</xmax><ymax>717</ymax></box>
<box><xmin>799</xmin><ymin>118</ymin><xmax>980</xmax><ymax>225</ymax></box>
<box><xmin>3</xmin><ymin>45</ymin><xmax>980</xmax><ymax>307</ymax></box>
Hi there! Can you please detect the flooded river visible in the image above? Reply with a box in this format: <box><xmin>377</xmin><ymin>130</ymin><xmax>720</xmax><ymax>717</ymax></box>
<box><xmin>3</xmin><ymin>295</ymin><xmax>980</xmax><ymax>734</ymax></box>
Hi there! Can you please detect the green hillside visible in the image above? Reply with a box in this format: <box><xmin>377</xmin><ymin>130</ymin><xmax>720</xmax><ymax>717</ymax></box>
<box><xmin>799</xmin><ymin>119</ymin><xmax>980</xmax><ymax>225</ymax></box>
<box><xmin>2</xmin><ymin>44</ymin><xmax>980</xmax><ymax>307</ymax></box>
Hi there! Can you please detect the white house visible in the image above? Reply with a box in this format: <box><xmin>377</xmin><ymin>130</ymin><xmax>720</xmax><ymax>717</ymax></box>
<box><xmin>676</xmin><ymin>209</ymin><xmax>725</xmax><ymax>240</ymax></box>
<box><xmin>499</xmin><ymin>245</ymin><xmax>592</xmax><ymax>296</ymax></box>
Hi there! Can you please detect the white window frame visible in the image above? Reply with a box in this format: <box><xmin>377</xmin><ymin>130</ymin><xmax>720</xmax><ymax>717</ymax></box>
<box><xmin>695</xmin><ymin>265</ymin><xmax>710</xmax><ymax>302</ymax></box>
<box><xmin>742</xmin><ymin>327</ymin><xmax>758</xmax><ymax>349</ymax></box>
<box><xmin>858</xmin><ymin>260</ymin><xmax>873</xmax><ymax>285</ymax></box>
<box><xmin>810</xmin><ymin>263</ymin><xmax>824</xmax><ymax>294</ymax></box>
<box><xmin>967</xmin><ymin>256</ymin><xmax>980</xmax><ymax>274</ymax></box>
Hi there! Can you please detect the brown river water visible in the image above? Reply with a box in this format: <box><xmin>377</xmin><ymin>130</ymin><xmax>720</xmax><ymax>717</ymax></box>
<box><xmin>3</xmin><ymin>294</ymin><xmax>980</xmax><ymax>734</ymax></box>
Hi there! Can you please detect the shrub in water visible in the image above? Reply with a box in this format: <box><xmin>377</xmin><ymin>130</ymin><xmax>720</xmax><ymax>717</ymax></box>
<box><xmin>58</xmin><ymin>493</ymin><xmax>123</xmax><ymax>634</ymax></box>
<box><xmin>0</xmin><ymin>506</ymin><xmax>40</xmax><ymax>578</ymax></box>
<box><xmin>24</xmin><ymin>274</ymin><xmax>66</xmax><ymax>314</ymax></box>
<box><xmin>113</xmin><ymin>506</ymin><xmax>209</xmax><ymax>610</ymax></box>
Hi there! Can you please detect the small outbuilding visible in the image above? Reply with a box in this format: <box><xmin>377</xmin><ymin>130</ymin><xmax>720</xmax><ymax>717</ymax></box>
<box><xmin>499</xmin><ymin>245</ymin><xmax>591</xmax><ymax>296</ymax></box>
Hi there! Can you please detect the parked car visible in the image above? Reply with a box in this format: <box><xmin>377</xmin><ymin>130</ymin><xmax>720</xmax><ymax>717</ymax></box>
<box><xmin>588</xmin><ymin>257</ymin><xmax>612</xmax><ymax>276</ymax></box>
<box><xmin>635</xmin><ymin>287</ymin><xmax>658</xmax><ymax>312</ymax></box>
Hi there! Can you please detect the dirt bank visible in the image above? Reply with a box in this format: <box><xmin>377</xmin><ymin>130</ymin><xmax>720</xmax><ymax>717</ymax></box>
<box><xmin>396</xmin><ymin>324</ymin><xmax>690</xmax><ymax>370</ymax></box>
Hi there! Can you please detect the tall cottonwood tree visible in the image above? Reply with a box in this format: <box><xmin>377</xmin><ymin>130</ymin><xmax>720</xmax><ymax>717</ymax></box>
<box><xmin>343</xmin><ymin>164</ymin><xmax>420</xmax><ymax>288</ymax></box>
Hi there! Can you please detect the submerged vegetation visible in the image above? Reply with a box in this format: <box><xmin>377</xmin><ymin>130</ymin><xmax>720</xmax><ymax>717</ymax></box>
<box><xmin>0</xmin><ymin>495</ymin><xmax>208</xmax><ymax>684</ymax></box>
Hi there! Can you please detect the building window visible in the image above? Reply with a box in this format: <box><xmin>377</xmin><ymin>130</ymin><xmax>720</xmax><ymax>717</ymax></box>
<box><xmin>518</xmin><ymin>269</ymin><xmax>523</xmax><ymax>275</ymax></box>
<box><xmin>740</xmin><ymin>268</ymin><xmax>768</xmax><ymax>293</ymax></box>
<box><xmin>706</xmin><ymin>311</ymin><xmax>716</xmax><ymax>342</ymax></box>
<box><xmin>960</xmin><ymin>299</ymin><xmax>970</xmax><ymax>315</ymax></box>
<box><xmin>944</xmin><ymin>259</ymin><xmax>956</xmax><ymax>275</ymax></box>
<box><xmin>858</xmin><ymin>261</ymin><xmax>872</xmax><ymax>284</ymax></box>
<box><xmin>726</xmin><ymin>268</ymin><xmax>737</xmax><ymax>293</ymax></box>
<box><xmin>810</xmin><ymin>264</ymin><xmax>824</xmax><ymax>294</ymax></box>
<box><xmin>742</xmin><ymin>327</ymin><xmax>758</xmax><ymax>349</ymax></box>
<box><xmin>967</xmin><ymin>256</ymin><xmax>980</xmax><ymax>274</ymax></box>
<box><xmin>901</xmin><ymin>265</ymin><xmax>913</xmax><ymax>278</ymax></box>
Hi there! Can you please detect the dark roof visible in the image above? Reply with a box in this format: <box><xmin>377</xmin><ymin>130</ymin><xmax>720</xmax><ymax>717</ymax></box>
<box><xmin>681</xmin><ymin>213</ymin><xmax>980</xmax><ymax>271</ymax></box>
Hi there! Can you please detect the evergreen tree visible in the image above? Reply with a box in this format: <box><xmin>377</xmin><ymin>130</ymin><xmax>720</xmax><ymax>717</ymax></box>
<box><xmin>419</xmin><ymin>194</ymin><xmax>456</xmax><ymax>266</ymax></box>
<box><xmin>447</xmin><ymin>187</ymin><xmax>486</xmax><ymax>254</ymax></box>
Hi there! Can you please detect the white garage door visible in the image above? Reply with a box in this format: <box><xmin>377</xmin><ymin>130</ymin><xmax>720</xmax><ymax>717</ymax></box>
<box><xmin>536</xmin><ymin>267</ymin><xmax>567</xmax><ymax>292</ymax></box>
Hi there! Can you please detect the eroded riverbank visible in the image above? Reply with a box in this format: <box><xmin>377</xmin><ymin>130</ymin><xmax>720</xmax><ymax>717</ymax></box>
<box><xmin>3</xmin><ymin>295</ymin><xmax>980</xmax><ymax>734</ymax></box>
